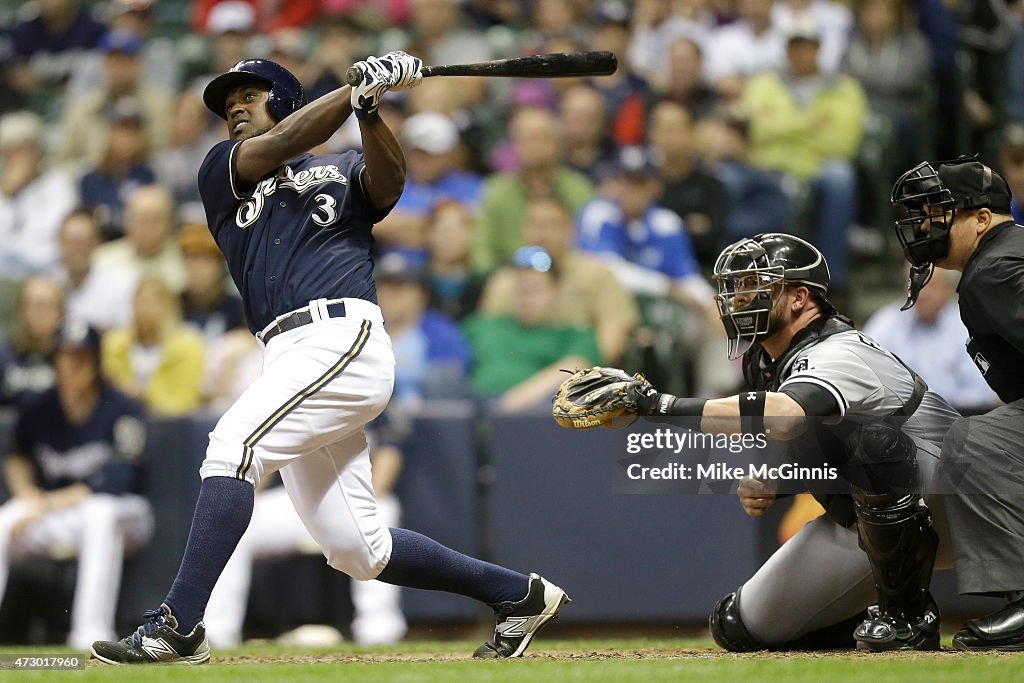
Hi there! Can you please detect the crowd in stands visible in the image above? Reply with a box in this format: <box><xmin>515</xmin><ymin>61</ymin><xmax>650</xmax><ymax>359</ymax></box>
<box><xmin>0</xmin><ymin>0</ymin><xmax>1018</xmax><ymax>645</ymax></box>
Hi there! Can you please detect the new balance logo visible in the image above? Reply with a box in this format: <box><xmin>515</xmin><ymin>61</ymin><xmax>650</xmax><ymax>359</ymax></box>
<box><xmin>141</xmin><ymin>637</ymin><xmax>179</xmax><ymax>661</ymax></box>
<box><xmin>496</xmin><ymin>615</ymin><xmax>544</xmax><ymax>638</ymax></box>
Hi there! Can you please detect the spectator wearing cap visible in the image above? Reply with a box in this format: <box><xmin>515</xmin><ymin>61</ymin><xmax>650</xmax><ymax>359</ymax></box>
<box><xmin>0</xmin><ymin>110</ymin><xmax>78</xmax><ymax>277</ymax></box>
<box><xmin>999</xmin><ymin>122</ymin><xmax>1024</xmax><ymax>225</ymax></box>
<box><xmin>57</xmin><ymin>30</ymin><xmax>173</xmax><ymax>169</ymax></box>
<box><xmin>480</xmin><ymin>198</ymin><xmax>639</xmax><ymax>365</ymax></box>
<box><xmin>374</xmin><ymin>112</ymin><xmax>483</xmax><ymax>250</ymax></box>
<box><xmin>66</xmin><ymin>0</ymin><xmax>183</xmax><ymax>105</ymax></box>
<box><xmin>7</xmin><ymin>0</ymin><xmax>106</xmax><ymax>105</ymax></box>
<box><xmin>78</xmin><ymin>97</ymin><xmax>157</xmax><ymax>240</ymax></box>
<box><xmin>703</xmin><ymin>0</ymin><xmax>786</xmax><ymax>99</ymax></box>
<box><xmin>648</xmin><ymin>100</ymin><xmax>729</xmax><ymax>271</ymax></box>
<box><xmin>740</xmin><ymin>19</ymin><xmax>867</xmax><ymax>294</ymax></box>
<box><xmin>0</xmin><ymin>276</ymin><xmax>63</xmax><ymax>408</ymax></box>
<box><xmin>50</xmin><ymin>208</ymin><xmax>137</xmax><ymax>332</ymax></box>
<box><xmin>93</xmin><ymin>185</ymin><xmax>187</xmax><ymax>294</ymax></box>
<box><xmin>102</xmin><ymin>274</ymin><xmax>206</xmax><ymax>417</ymax></box>
<box><xmin>462</xmin><ymin>246</ymin><xmax>601</xmax><ymax>412</ymax></box>
<box><xmin>376</xmin><ymin>250</ymin><xmax>472</xmax><ymax>404</ymax></box>
<box><xmin>193</xmin><ymin>0</ymin><xmax>319</xmax><ymax>34</ymax></box>
<box><xmin>576</xmin><ymin>145</ymin><xmax>734</xmax><ymax>395</ymax></box>
<box><xmin>473</xmin><ymin>106</ymin><xmax>594</xmax><ymax>272</ymax></box>
<box><xmin>771</xmin><ymin>0</ymin><xmax>853</xmax><ymax>74</ymax></box>
<box><xmin>0</xmin><ymin>319</ymin><xmax>153</xmax><ymax>650</ymax></box>
<box><xmin>185</xmin><ymin>0</ymin><xmax>257</xmax><ymax>87</ymax></box>
<box><xmin>576</xmin><ymin>145</ymin><xmax>713</xmax><ymax>313</ymax></box>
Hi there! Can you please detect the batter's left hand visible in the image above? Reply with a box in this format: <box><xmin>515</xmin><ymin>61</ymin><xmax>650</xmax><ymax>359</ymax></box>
<box><xmin>350</xmin><ymin>56</ymin><xmax>395</xmax><ymax>119</ymax></box>
<box><xmin>380</xmin><ymin>51</ymin><xmax>423</xmax><ymax>90</ymax></box>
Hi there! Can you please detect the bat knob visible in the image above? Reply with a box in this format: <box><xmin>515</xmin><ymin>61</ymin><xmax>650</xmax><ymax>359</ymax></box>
<box><xmin>346</xmin><ymin>66</ymin><xmax>364</xmax><ymax>87</ymax></box>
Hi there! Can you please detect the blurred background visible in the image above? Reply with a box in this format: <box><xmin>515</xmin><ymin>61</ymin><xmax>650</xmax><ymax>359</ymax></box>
<box><xmin>0</xmin><ymin>0</ymin><xmax>1015</xmax><ymax>646</ymax></box>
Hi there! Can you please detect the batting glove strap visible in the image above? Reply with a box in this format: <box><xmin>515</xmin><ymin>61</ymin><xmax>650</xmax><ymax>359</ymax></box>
<box><xmin>380</xmin><ymin>51</ymin><xmax>423</xmax><ymax>91</ymax></box>
<box><xmin>351</xmin><ymin>56</ymin><xmax>395</xmax><ymax>120</ymax></box>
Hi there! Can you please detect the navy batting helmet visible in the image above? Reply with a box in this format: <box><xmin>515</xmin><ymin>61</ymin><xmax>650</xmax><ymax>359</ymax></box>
<box><xmin>713</xmin><ymin>233</ymin><xmax>831</xmax><ymax>359</ymax></box>
<box><xmin>203</xmin><ymin>59</ymin><xmax>306</xmax><ymax>122</ymax></box>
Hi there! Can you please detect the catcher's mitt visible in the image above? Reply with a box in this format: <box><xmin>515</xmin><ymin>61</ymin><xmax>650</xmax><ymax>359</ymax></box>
<box><xmin>551</xmin><ymin>367</ymin><xmax>650</xmax><ymax>430</ymax></box>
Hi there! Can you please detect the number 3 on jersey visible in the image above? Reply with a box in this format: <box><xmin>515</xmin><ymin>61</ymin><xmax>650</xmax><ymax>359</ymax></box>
<box><xmin>312</xmin><ymin>193</ymin><xmax>339</xmax><ymax>226</ymax></box>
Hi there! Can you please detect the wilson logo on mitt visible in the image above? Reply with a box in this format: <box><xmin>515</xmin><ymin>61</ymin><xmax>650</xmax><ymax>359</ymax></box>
<box><xmin>551</xmin><ymin>367</ymin><xmax>649</xmax><ymax>429</ymax></box>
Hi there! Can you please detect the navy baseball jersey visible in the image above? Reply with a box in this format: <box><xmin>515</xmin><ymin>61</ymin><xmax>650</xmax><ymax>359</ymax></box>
<box><xmin>198</xmin><ymin>140</ymin><xmax>390</xmax><ymax>335</ymax></box>
<box><xmin>12</xmin><ymin>386</ymin><xmax>147</xmax><ymax>494</ymax></box>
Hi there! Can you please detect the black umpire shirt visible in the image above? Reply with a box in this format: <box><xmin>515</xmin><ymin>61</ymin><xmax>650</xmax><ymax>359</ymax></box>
<box><xmin>957</xmin><ymin>220</ymin><xmax>1024</xmax><ymax>403</ymax></box>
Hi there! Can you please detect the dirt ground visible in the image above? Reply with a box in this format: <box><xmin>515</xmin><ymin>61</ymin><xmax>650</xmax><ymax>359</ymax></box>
<box><xmin>208</xmin><ymin>646</ymin><xmax>1023</xmax><ymax>665</ymax></box>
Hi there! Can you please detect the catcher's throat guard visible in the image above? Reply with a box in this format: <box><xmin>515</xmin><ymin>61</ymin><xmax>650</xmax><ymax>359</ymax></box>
<box><xmin>713</xmin><ymin>239</ymin><xmax>784</xmax><ymax>360</ymax></box>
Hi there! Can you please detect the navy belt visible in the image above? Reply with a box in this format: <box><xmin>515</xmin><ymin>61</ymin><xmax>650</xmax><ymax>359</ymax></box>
<box><xmin>260</xmin><ymin>302</ymin><xmax>347</xmax><ymax>344</ymax></box>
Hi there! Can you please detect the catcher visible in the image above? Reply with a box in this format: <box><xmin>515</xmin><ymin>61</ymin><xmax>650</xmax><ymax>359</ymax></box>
<box><xmin>554</xmin><ymin>233</ymin><xmax>959</xmax><ymax>651</ymax></box>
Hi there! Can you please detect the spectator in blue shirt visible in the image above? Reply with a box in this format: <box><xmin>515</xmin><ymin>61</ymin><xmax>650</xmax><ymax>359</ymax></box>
<box><xmin>576</xmin><ymin>145</ymin><xmax>715</xmax><ymax>312</ymax></box>
<box><xmin>376</xmin><ymin>250</ymin><xmax>473</xmax><ymax>403</ymax></box>
<box><xmin>374</xmin><ymin>112</ymin><xmax>482</xmax><ymax>250</ymax></box>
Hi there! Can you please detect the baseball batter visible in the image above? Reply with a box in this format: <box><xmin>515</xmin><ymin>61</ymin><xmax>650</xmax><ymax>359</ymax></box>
<box><xmin>91</xmin><ymin>53</ymin><xmax>568</xmax><ymax>665</ymax></box>
<box><xmin>556</xmin><ymin>233</ymin><xmax>959</xmax><ymax>651</ymax></box>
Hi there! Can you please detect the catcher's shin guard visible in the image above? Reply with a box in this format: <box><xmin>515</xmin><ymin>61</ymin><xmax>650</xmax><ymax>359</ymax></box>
<box><xmin>852</xmin><ymin>492</ymin><xmax>940</xmax><ymax>651</ymax></box>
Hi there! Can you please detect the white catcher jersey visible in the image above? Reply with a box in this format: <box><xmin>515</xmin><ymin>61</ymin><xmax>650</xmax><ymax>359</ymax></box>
<box><xmin>776</xmin><ymin>329</ymin><xmax>960</xmax><ymax>446</ymax></box>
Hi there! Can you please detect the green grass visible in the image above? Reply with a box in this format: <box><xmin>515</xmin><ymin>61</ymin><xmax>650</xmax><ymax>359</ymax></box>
<box><xmin>1</xmin><ymin>639</ymin><xmax>1022</xmax><ymax>682</ymax></box>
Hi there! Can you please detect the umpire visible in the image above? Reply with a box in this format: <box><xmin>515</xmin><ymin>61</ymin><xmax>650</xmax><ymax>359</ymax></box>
<box><xmin>892</xmin><ymin>156</ymin><xmax>1024</xmax><ymax>651</ymax></box>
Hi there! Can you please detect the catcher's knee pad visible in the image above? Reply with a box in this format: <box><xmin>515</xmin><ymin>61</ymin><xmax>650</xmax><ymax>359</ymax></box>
<box><xmin>848</xmin><ymin>421</ymin><xmax>919</xmax><ymax>494</ymax></box>
<box><xmin>709</xmin><ymin>589</ymin><xmax>764</xmax><ymax>652</ymax></box>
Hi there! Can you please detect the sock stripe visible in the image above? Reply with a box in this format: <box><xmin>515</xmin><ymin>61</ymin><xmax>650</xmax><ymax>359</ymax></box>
<box><xmin>235</xmin><ymin>319</ymin><xmax>372</xmax><ymax>480</ymax></box>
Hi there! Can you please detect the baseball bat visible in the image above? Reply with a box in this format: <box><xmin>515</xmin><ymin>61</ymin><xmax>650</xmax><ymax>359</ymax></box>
<box><xmin>345</xmin><ymin>51</ymin><xmax>618</xmax><ymax>87</ymax></box>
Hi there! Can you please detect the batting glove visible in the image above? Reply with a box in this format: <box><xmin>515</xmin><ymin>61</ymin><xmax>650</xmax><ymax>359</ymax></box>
<box><xmin>350</xmin><ymin>56</ymin><xmax>395</xmax><ymax>120</ymax></box>
<box><xmin>379</xmin><ymin>51</ymin><xmax>423</xmax><ymax>91</ymax></box>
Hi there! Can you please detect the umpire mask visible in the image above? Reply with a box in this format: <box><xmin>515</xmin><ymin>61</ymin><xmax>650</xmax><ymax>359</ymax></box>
<box><xmin>891</xmin><ymin>156</ymin><xmax>1011</xmax><ymax>308</ymax></box>
<box><xmin>713</xmin><ymin>234</ymin><xmax>831</xmax><ymax>360</ymax></box>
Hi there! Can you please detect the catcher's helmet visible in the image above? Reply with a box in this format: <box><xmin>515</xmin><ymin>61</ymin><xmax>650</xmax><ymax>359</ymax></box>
<box><xmin>890</xmin><ymin>156</ymin><xmax>1012</xmax><ymax>269</ymax></box>
<box><xmin>712</xmin><ymin>233</ymin><xmax>830</xmax><ymax>359</ymax></box>
<box><xmin>203</xmin><ymin>59</ymin><xmax>306</xmax><ymax>123</ymax></box>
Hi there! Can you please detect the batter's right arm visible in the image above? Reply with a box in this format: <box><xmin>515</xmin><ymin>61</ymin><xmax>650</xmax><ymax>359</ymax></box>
<box><xmin>234</xmin><ymin>88</ymin><xmax>355</xmax><ymax>184</ymax></box>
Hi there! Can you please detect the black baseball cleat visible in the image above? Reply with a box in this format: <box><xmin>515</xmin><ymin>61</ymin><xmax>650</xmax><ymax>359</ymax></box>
<box><xmin>473</xmin><ymin>573</ymin><xmax>571</xmax><ymax>658</ymax></box>
<box><xmin>90</xmin><ymin>604</ymin><xmax>210</xmax><ymax>665</ymax></box>
<box><xmin>854</xmin><ymin>601</ymin><xmax>940</xmax><ymax>652</ymax></box>
<box><xmin>952</xmin><ymin>597</ymin><xmax>1024</xmax><ymax>651</ymax></box>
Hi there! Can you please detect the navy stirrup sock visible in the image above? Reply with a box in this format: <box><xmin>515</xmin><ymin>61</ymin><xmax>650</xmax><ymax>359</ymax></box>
<box><xmin>376</xmin><ymin>527</ymin><xmax>529</xmax><ymax>605</ymax></box>
<box><xmin>164</xmin><ymin>476</ymin><xmax>255</xmax><ymax>633</ymax></box>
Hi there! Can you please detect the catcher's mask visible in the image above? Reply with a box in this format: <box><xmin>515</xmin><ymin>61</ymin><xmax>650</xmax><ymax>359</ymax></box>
<box><xmin>713</xmin><ymin>233</ymin><xmax>830</xmax><ymax>359</ymax></box>
<box><xmin>891</xmin><ymin>155</ymin><xmax>1012</xmax><ymax>308</ymax></box>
